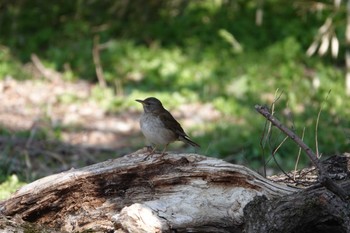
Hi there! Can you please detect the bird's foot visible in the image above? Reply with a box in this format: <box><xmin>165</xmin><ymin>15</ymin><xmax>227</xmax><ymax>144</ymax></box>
<box><xmin>143</xmin><ymin>146</ymin><xmax>157</xmax><ymax>161</ymax></box>
<box><xmin>159</xmin><ymin>151</ymin><xmax>168</xmax><ymax>157</ymax></box>
<box><xmin>145</xmin><ymin>145</ymin><xmax>154</xmax><ymax>152</ymax></box>
<box><xmin>158</xmin><ymin>146</ymin><xmax>169</xmax><ymax>159</ymax></box>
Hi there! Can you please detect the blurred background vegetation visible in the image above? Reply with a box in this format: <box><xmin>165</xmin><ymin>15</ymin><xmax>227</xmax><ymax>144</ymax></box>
<box><xmin>0</xmin><ymin>0</ymin><xmax>349</xmax><ymax>199</ymax></box>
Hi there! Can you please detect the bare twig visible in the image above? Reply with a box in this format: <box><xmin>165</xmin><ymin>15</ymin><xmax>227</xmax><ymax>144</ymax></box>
<box><xmin>294</xmin><ymin>127</ymin><xmax>305</xmax><ymax>180</ymax></box>
<box><xmin>272</xmin><ymin>135</ymin><xmax>288</xmax><ymax>157</ymax></box>
<box><xmin>260</xmin><ymin>89</ymin><xmax>283</xmax><ymax>177</ymax></box>
<box><xmin>31</xmin><ymin>54</ymin><xmax>62</xmax><ymax>82</ymax></box>
<box><xmin>271</xmin><ymin>135</ymin><xmax>294</xmax><ymax>180</ymax></box>
<box><xmin>92</xmin><ymin>35</ymin><xmax>107</xmax><ymax>87</ymax></box>
<box><xmin>259</xmin><ymin>120</ymin><xmax>268</xmax><ymax>177</ymax></box>
<box><xmin>255</xmin><ymin>105</ymin><xmax>348</xmax><ymax>200</ymax></box>
<box><xmin>315</xmin><ymin>90</ymin><xmax>331</xmax><ymax>158</ymax></box>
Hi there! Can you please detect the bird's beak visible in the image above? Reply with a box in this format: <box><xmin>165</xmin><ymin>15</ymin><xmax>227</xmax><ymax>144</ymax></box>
<box><xmin>135</xmin><ymin>99</ymin><xmax>144</xmax><ymax>104</ymax></box>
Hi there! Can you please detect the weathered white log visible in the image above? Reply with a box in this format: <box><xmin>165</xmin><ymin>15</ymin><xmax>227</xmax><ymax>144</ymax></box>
<box><xmin>0</xmin><ymin>150</ymin><xmax>298</xmax><ymax>232</ymax></box>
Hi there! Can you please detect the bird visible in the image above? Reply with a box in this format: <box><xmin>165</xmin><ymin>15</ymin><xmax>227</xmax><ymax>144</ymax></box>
<box><xmin>136</xmin><ymin>97</ymin><xmax>200</xmax><ymax>159</ymax></box>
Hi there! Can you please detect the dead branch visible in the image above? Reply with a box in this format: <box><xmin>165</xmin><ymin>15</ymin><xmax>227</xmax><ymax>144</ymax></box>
<box><xmin>255</xmin><ymin>104</ymin><xmax>348</xmax><ymax>200</ymax></box>
<box><xmin>31</xmin><ymin>54</ymin><xmax>62</xmax><ymax>82</ymax></box>
<box><xmin>92</xmin><ymin>35</ymin><xmax>106</xmax><ymax>87</ymax></box>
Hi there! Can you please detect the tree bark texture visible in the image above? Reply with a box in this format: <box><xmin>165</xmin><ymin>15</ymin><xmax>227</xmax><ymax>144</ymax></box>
<box><xmin>245</xmin><ymin>154</ymin><xmax>350</xmax><ymax>233</ymax></box>
<box><xmin>0</xmin><ymin>151</ymin><xmax>349</xmax><ymax>233</ymax></box>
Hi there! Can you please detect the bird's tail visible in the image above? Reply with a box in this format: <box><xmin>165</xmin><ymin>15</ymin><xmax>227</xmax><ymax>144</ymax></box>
<box><xmin>180</xmin><ymin>136</ymin><xmax>200</xmax><ymax>148</ymax></box>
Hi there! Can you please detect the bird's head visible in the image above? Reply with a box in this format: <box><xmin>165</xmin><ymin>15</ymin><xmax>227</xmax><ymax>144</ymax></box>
<box><xmin>136</xmin><ymin>97</ymin><xmax>164</xmax><ymax>113</ymax></box>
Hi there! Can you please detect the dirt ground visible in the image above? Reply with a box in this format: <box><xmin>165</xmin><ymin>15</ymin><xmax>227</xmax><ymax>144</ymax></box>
<box><xmin>0</xmin><ymin>76</ymin><xmax>219</xmax><ymax>181</ymax></box>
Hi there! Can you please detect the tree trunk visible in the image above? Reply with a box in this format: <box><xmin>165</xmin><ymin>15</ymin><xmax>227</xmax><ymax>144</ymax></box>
<box><xmin>0</xmin><ymin>150</ymin><xmax>349</xmax><ymax>232</ymax></box>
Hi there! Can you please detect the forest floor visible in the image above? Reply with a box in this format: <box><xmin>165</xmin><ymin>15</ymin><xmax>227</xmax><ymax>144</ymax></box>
<box><xmin>0</xmin><ymin>77</ymin><xmax>138</xmax><ymax>180</ymax></box>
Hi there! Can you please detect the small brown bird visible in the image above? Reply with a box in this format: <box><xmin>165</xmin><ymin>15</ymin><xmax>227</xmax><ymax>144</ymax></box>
<box><xmin>136</xmin><ymin>97</ymin><xmax>200</xmax><ymax>158</ymax></box>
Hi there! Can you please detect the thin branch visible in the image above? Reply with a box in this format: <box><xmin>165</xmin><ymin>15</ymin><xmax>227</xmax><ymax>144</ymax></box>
<box><xmin>272</xmin><ymin>135</ymin><xmax>288</xmax><ymax>156</ymax></box>
<box><xmin>259</xmin><ymin>119</ymin><xmax>268</xmax><ymax>177</ymax></box>
<box><xmin>271</xmin><ymin>135</ymin><xmax>294</xmax><ymax>180</ymax></box>
<box><xmin>256</xmin><ymin>105</ymin><xmax>322</xmax><ymax>171</ymax></box>
<box><xmin>260</xmin><ymin>89</ymin><xmax>283</xmax><ymax>177</ymax></box>
<box><xmin>92</xmin><ymin>35</ymin><xmax>107</xmax><ymax>88</ymax></box>
<box><xmin>315</xmin><ymin>90</ymin><xmax>331</xmax><ymax>158</ymax></box>
<box><xmin>31</xmin><ymin>54</ymin><xmax>62</xmax><ymax>82</ymax></box>
<box><xmin>255</xmin><ymin>105</ymin><xmax>348</xmax><ymax>200</ymax></box>
<box><xmin>294</xmin><ymin>127</ymin><xmax>305</xmax><ymax>181</ymax></box>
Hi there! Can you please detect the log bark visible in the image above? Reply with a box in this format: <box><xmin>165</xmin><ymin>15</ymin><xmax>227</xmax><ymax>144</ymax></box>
<box><xmin>244</xmin><ymin>186</ymin><xmax>350</xmax><ymax>233</ymax></box>
<box><xmin>0</xmin><ymin>150</ymin><xmax>297</xmax><ymax>232</ymax></box>
<box><xmin>0</xmin><ymin>151</ymin><xmax>349</xmax><ymax>232</ymax></box>
<box><xmin>244</xmin><ymin>154</ymin><xmax>350</xmax><ymax>233</ymax></box>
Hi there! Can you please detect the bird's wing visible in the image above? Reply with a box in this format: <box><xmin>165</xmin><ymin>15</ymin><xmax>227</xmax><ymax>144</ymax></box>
<box><xmin>158</xmin><ymin>110</ymin><xmax>200</xmax><ymax>148</ymax></box>
<box><xmin>158</xmin><ymin>110</ymin><xmax>187</xmax><ymax>136</ymax></box>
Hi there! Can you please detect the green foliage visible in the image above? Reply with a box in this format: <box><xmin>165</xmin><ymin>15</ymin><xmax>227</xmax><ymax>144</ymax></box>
<box><xmin>0</xmin><ymin>175</ymin><xmax>25</xmax><ymax>200</ymax></box>
<box><xmin>0</xmin><ymin>46</ymin><xmax>28</xmax><ymax>79</ymax></box>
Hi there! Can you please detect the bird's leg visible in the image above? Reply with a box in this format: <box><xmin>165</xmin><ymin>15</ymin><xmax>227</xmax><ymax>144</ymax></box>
<box><xmin>150</xmin><ymin>146</ymin><xmax>157</xmax><ymax>154</ymax></box>
<box><xmin>145</xmin><ymin>145</ymin><xmax>154</xmax><ymax>152</ymax></box>
<box><xmin>159</xmin><ymin>144</ymin><xmax>169</xmax><ymax>159</ymax></box>
<box><xmin>143</xmin><ymin>145</ymin><xmax>157</xmax><ymax>160</ymax></box>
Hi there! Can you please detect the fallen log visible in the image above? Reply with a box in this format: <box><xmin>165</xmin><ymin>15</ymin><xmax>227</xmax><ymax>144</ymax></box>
<box><xmin>0</xmin><ymin>151</ymin><xmax>349</xmax><ymax>232</ymax></box>
<box><xmin>0</xmin><ymin>150</ymin><xmax>297</xmax><ymax>232</ymax></box>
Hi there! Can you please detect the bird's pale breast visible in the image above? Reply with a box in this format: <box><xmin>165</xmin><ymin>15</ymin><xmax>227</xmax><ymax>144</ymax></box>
<box><xmin>140</xmin><ymin>113</ymin><xmax>177</xmax><ymax>145</ymax></box>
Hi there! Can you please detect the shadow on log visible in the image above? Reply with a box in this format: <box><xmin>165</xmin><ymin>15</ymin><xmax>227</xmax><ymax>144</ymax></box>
<box><xmin>0</xmin><ymin>150</ymin><xmax>349</xmax><ymax>232</ymax></box>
